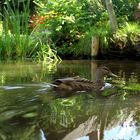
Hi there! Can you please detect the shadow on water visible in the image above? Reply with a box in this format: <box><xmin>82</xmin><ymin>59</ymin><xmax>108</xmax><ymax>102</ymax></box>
<box><xmin>0</xmin><ymin>60</ymin><xmax>139</xmax><ymax>140</ymax></box>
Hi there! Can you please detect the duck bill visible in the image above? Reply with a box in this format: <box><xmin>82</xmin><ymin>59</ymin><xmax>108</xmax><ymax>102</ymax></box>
<box><xmin>109</xmin><ymin>72</ymin><xmax>118</xmax><ymax>78</ymax></box>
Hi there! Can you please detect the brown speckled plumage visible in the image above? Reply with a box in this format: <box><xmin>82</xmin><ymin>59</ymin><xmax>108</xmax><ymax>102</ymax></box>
<box><xmin>53</xmin><ymin>66</ymin><xmax>117</xmax><ymax>91</ymax></box>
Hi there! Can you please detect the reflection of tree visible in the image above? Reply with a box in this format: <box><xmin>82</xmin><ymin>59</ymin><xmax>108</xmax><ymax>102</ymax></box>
<box><xmin>39</xmin><ymin>94</ymin><xmax>140</xmax><ymax>140</ymax></box>
<box><xmin>63</xmin><ymin>115</ymin><xmax>99</xmax><ymax>140</ymax></box>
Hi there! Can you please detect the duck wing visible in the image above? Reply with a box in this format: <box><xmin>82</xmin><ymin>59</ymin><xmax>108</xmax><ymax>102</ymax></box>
<box><xmin>54</xmin><ymin>76</ymin><xmax>95</xmax><ymax>91</ymax></box>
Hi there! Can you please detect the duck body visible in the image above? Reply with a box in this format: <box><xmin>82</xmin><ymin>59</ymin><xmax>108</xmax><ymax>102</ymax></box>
<box><xmin>54</xmin><ymin>76</ymin><xmax>104</xmax><ymax>91</ymax></box>
<box><xmin>53</xmin><ymin>66</ymin><xmax>117</xmax><ymax>92</ymax></box>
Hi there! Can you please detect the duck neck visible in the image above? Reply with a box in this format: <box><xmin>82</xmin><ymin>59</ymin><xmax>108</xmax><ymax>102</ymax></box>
<box><xmin>95</xmin><ymin>70</ymin><xmax>104</xmax><ymax>83</ymax></box>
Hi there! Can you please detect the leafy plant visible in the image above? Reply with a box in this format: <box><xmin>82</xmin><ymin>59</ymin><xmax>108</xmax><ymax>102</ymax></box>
<box><xmin>36</xmin><ymin>41</ymin><xmax>61</xmax><ymax>63</ymax></box>
<box><xmin>112</xmin><ymin>0</ymin><xmax>139</xmax><ymax>21</ymax></box>
<box><xmin>0</xmin><ymin>0</ymin><xmax>60</xmax><ymax>62</ymax></box>
<box><xmin>113</xmin><ymin>22</ymin><xmax>140</xmax><ymax>48</ymax></box>
<box><xmin>33</xmin><ymin>0</ymin><xmax>107</xmax><ymax>57</ymax></box>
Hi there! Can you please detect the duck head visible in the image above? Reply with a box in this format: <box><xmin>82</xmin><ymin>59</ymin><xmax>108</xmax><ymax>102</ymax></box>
<box><xmin>95</xmin><ymin>66</ymin><xmax>117</xmax><ymax>83</ymax></box>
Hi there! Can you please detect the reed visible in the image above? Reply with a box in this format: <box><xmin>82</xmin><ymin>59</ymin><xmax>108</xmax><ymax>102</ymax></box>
<box><xmin>0</xmin><ymin>0</ymin><xmax>60</xmax><ymax>62</ymax></box>
<box><xmin>0</xmin><ymin>0</ymin><xmax>30</xmax><ymax>59</ymax></box>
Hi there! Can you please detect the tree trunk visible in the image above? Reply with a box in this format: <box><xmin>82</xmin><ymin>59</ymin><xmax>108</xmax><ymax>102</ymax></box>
<box><xmin>105</xmin><ymin>0</ymin><xmax>118</xmax><ymax>33</ymax></box>
<box><xmin>134</xmin><ymin>3</ymin><xmax>140</xmax><ymax>22</ymax></box>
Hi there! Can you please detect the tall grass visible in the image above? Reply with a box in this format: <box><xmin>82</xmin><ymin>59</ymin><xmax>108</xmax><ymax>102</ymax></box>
<box><xmin>0</xmin><ymin>0</ymin><xmax>60</xmax><ymax>62</ymax></box>
<box><xmin>0</xmin><ymin>0</ymin><xmax>31</xmax><ymax>59</ymax></box>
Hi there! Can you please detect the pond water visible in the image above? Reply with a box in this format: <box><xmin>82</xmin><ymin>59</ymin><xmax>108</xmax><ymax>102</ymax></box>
<box><xmin>0</xmin><ymin>60</ymin><xmax>139</xmax><ymax>140</ymax></box>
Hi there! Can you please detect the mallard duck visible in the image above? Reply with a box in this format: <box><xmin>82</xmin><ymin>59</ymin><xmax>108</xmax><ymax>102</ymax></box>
<box><xmin>53</xmin><ymin>66</ymin><xmax>117</xmax><ymax>91</ymax></box>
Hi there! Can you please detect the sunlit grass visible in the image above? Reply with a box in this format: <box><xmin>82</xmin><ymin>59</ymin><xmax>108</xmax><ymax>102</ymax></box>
<box><xmin>123</xmin><ymin>22</ymin><xmax>140</xmax><ymax>34</ymax></box>
<box><xmin>113</xmin><ymin>22</ymin><xmax>140</xmax><ymax>48</ymax></box>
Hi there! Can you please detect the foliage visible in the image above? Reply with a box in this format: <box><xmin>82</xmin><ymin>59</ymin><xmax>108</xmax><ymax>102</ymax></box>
<box><xmin>32</xmin><ymin>0</ymin><xmax>140</xmax><ymax>58</ymax></box>
<box><xmin>112</xmin><ymin>0</ymin><xmax>140</xmax><ymax>21</ymax></box>
<box><xmin>36</xmin><ymin>42</ymin><xmax>61</xmax><ymax>63</ymax></box>
<box><xmin>70</xmin><ymin>25</ymin><xmax>111</xmax><ymax>57</ymax></box>
<box><xmin>0</xmin><ymin>0</ymin><xmax>140</xmax><ymax>59</ymax></box>
<box><xmin>33</xmin><ymin>0</ymin><xmax>107</xmax><ymax>57</ymax></box>
<box><xmin>124</xmin><ymin>83</ymin><xmax>140</xmax><ymax>91</ymax></box>
<box><xmin>0</xmin><ymin>0</ymin><xmax>30</xmax><ymax>59</ymax></box>
<box><xmin>113</xmin><ymin>22</ymin><xmax>140</xmax><ymax>49</ymax></box>
<box><xmin>0</xmin><ymin>0</ymin><xmax>60</xmax><ymax>62</ymax></box>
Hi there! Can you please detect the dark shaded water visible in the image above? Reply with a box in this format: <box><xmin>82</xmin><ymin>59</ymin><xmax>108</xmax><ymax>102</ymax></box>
<box><xmin>0</xmin><ymin>60</ymin><xmax>140</xmax><ymax>140</ymax></box>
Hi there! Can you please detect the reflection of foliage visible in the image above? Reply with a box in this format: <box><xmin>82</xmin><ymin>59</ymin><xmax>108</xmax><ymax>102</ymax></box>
<box><xmin>108</xmin><ymin>65</ymin><xmax>140</xmax><ymax>97</ymax></box>
<box><xmin>39</xmin><ymin>92</ymin><xmax>140</xmax><ymax>139</ymax></box>
<box><xmin>0</xmin><ymin>88</ymin><xmax>139</xmax><ymax>139</ymax></box>
<box><xmin>0</xmin><ymin>61</ymin><xmax>58</xmax><ymax>85</ymax></box>
<box><xmin>124</xmin><ymin>83</ymin><xmax>140</xmax><ymax>91</ymax></box>
<box><xmin>0</xmin><ymin>90</ymin><xmax>41</xmax><ymax>140</ymax></box>
<box><xmin>0</xmin><ymin>92</ymin><xmax>39</xmax><ymax>122</ymax></box>
<box><xmin>0</xmin><ymin>124</ymin><xmax>37</xmax><ymax>140</ymax></box>
<box><xmin>0</xmin><ymin>61</ymin><xmax>139</xmax><ymax>139</ymax></box>
<box><xmin>41</xmin><ymin>94</ymin><xmax>97</xmax><ymax>130</ymax></box>
<box><xmin>53</xmin><ymin>61</ymin><xmax>91</xmax><ymax>80</ymax></box>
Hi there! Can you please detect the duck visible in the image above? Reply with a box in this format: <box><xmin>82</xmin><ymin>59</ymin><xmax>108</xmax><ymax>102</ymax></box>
<box><xmin>53</xmin><ymin>66</ymin><xmax>118</xmax><ymax>91</ymax></box>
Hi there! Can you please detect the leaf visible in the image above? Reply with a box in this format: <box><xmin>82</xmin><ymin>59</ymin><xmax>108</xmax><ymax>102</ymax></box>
<box><xmin>56</xmin><ymin>26</ymin><xmax>62</xmax><ymax>31</ymax></box>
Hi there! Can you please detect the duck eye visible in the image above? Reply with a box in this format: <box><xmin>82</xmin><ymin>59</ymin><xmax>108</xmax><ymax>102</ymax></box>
<box><xmin>103</xmin><ymin>67</ymin><xmax>109</xmax><ymax>71</ymax></box>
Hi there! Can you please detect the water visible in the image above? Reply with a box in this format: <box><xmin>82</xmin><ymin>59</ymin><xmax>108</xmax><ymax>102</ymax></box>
<box><xmin>0</xmin><ymin>60</ymin><xmax>139</xmax><ymax>140</ymax></box>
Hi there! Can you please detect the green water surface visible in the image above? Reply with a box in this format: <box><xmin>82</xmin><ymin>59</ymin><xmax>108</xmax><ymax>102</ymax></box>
<box><xmin>0</xmin><ymin>60</ymin><xmax>139</xmax><ymax>140</ymax></box>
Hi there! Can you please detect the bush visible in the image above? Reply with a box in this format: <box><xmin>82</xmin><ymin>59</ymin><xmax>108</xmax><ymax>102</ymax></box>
<box><xmin>32</xmin><ymin>0</ymin><xmax>107</xmax><ymax>57</ymax></box>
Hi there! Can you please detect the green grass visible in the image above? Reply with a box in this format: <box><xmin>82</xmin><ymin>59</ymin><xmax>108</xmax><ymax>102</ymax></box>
<box><xmin>0</xmin><ymin>0</ymin><xmax>60</xmax><ymax>62</ymax></box>
<box><xmin>113</xmin><ymin>22</ymin><xmax>140</xmax><ymax>48</ymax></box>
<box><xmin>0</xmin><ymin>0</ymin><xmax>30</xmax><ymax>59</ymax></box>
